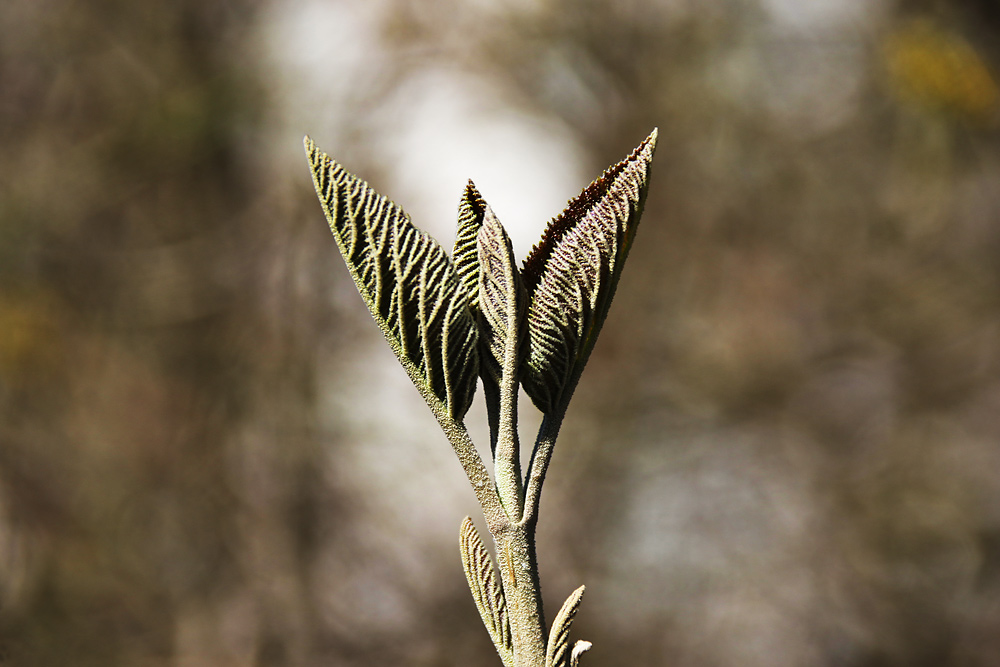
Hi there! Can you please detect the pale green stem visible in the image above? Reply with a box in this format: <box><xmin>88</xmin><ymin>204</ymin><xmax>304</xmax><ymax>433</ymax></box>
<box><xmin>522</xmin><ymin>411</ymin><xmax>565</xmax><ymax>527</ymax></box>
<box><xmin>493</xmin><ymin>374</ymin><xmax>523</xmax><ymax>520</ymax></box>
<box><xmin>436</xmin><ymin>413</ymin><xmax>508</xmax><ymax>533</ymax></box>
<box><xmin>493</xmin><ymin>308</ymin><xmax>525</xmax><ymax>520</ymax></box>
<box><xmin>490</xmin><ymin>402</ymin><xmax>572</xmax><ymax>665</ymax></box>
<box><xmin>494</xmin><ymin>522</ymin><xmax>546</xmax><ymax>667</ymax></box>
<box><xmin>492</xmin><ymin>355</ymin><xmax>548</xmax><ymax>664</ymax></box>
<box><xmin>483</xmin><ymin>375</ymin><xmax>501</xmax><ymax>458</ymax></box>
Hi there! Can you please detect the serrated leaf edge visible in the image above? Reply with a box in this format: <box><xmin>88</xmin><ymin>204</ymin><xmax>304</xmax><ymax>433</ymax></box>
<box><xmin>454</xmin><ymin>180</ymin><xmax>488</xmax><ymax>311</ymax></box>
<box><xmin>521</xmin><ymin>129</ymin><xmax>657</xmax><ymax>414</ymax></box>
<box><xmin>522</xmin><ymin>129</ymin><xmax>657</xmax><ymax>291</ymax></box>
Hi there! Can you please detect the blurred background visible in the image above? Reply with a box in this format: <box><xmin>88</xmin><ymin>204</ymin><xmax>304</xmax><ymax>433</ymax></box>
<box><xmin>3</xmin><ymin>0</ymin><xmax>1000</xmax><ymax>665</ymax></box>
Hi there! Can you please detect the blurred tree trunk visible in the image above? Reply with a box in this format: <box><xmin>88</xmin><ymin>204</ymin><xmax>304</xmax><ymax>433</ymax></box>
<box><xmin>0</xmin><ymin>1</ymin><xmax>339</xmax><ymax>664</ymax></box>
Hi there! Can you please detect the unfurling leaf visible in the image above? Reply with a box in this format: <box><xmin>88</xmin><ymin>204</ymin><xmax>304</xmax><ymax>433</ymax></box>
<box><xmin>453</xmin><ymin>180</ymin><xmax>488</xmax><ymax>312</ymax></box>
<box><xmin>545</xmin><ymin>585</ymin><xmax>586</xmax><ymax>667</ymax></box>
<box><xmin>459</xmin><ymin>517</ymin><xmax>514</xmax><ymax>667</ymax></box>
<box><xmin>477</xmin><ymin>207</ymin><xmax>527</xmax><ymax>383</ymax></box>
<box><xmin>570</xmin><ymin>640</ymin><xmax>592</xmax><ymax>667</ymax></box>
<box><xmin>305</xmin><ymin>138</ymin><xmax>479</xmax><ymax>420</ymax></box>
<box><xmin>521</xmin><ymin>129</ymin><xmax>657</xmax><ymax>414</ymax></box>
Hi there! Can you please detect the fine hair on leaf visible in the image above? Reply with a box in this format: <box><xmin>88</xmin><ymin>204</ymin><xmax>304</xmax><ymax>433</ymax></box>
<box><xmin>460</xmin><ymin>517</ymin><xmax>514</xmax><ymax>667</ymax></box>
<box><xmin>545</xmin><ymin>585</ymin><xmax>586</xmax><ymax>667</ymax></box>
<box><xmin>304</xmin><ymin>129</ymin><xmax>658</xmax><ymax>667</ymax></box>
<box><xmin>305</xmin><ymin>137</ymin><xmax>480</xmax><ymax>420</ymax></box>
<box><xmin>521</xmin><ymin>129</ymin><xmax>657</xmax><ymax>415</ymax></box>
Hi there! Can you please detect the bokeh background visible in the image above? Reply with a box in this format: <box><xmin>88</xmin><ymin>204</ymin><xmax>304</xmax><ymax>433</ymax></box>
<box><xmin>3</xmin><ymin>0</ymin><xmax>1000</xmax><ymax>665</ymax></box>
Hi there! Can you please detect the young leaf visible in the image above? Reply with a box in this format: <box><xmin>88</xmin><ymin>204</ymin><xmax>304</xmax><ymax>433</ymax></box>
<box><xmin>570</xmin><ymin>640</ymin><xmax>592</xmax><ymax>667</ymax></box>
<box><xmin>459</xmin><ymin>517</ymin><xmax>514</xmax><ymax>667</ymax></box>
<box><xmin>453</xmin><ymin>181</ymin><xmax>504</xmax><ymax>453</ymax></box>
<box><xmin>477</xmin><ymin>207</ymin><xmax>529</xmax><ymax>514</ymax></box>
<box><xmin>305</xmin><ymin>137</ymin><xmax>479</xmax><ymax>420</ymax></box>
<box><xmin>476</xmin><ymin>207</ymin><xmax>527</xmax><ymax>383</ymax></box>
<box><xmin>453</xmin><ymin>180</ymin><xmax>488</xmax><ymax>312</ymax></box>
<box><xmin>521</xmin><ymin>129</ymin><xmax>657</xmax><ymax>414</ymax></box>
<box><xmin>545</xmin><ymin>585</ymin><xmax>586</xmax><ymax>667</ymax></box>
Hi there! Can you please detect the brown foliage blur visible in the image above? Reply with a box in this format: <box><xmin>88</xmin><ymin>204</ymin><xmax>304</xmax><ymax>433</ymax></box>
<box><xmin>2</xmin><ymin>0</ymin><xmax>1000</xmax><ymax>665</ymax></box>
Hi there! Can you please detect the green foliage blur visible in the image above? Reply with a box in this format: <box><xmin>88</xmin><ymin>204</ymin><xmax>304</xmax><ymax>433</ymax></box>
<box><xmin>2</xmin><ymin>0</ymin><xmax>1000</xmax><ymax>665</ymax></box>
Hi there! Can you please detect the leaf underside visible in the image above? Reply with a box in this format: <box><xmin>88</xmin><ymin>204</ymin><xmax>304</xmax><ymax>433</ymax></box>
<box><xmin>305</xmin><ymin>137</ymin><xmax>479</xmax><ymax>420</ymax></box>
<box><xmin>521</xmin><ymin>129</ymin><xmax>658</xmax><ymax>414</ymax></box>
<box><xmin>460</xmin><ymin>517</ymin><xmax>514</xmax><ymax>667</ymax></box>
<box><xmin>546</xmin><ymin>585</ymin><xmax>586</xmax><ymax>667</ymax></box>
<box><xmin>477</xmin><ymin>207</ymin><xmax>527</xmax><ymax>383</ymax></box>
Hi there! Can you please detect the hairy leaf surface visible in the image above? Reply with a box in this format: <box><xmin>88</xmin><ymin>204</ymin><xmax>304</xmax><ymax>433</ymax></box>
<box><xmin>521</xmin><ymin>129</ymin><xmax>657</xmax><ymax>414</ymax></box>
<box><xmin>460</xmin><ymin>517</ymin><xmax>513</xmax><ymax>666</ymax></box>
<box><xmin>453</xmin><ymin>180</ymin><xmax>487</xmax><ymax>312</ymax></box>
<box><xmin>305</xmin><ymin>138</ymin><xmax>479</xmax><ymax>420</ymax></box>
<box><xmin>545</xmin><ymin>585</ymin><xmax>586</xmax><ymax>667</ymax></box>
<box><xmin>477</xmin><ymin>207</ymin><xmax>527</xmax><ymax>383</ymax></box>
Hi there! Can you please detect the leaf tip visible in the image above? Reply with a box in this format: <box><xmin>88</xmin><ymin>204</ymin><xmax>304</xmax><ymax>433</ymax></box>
<box><xmin>463</xmin><ymin>180</ymin><xmax>487</xmax><ymax>217</ymax></box>
<box><xmin>632</xmin><ymin>126</ymin><xmax>658</xmax><ymax>163</ymax></box>
<box><xmin>479</xmin><ymin>203</ymin><xmax>502</xmax><ymax>236</ymax></box>
<box><xmin>521</xmin><ymin>129</ymin><xmax>657</xmax><ymax>293</ymax></box>
<box><xmin>639</xmin><ymin>127</ymin><xmax>658</xmax><ymax>161</ymax></box>
<box><xmin>546</xmin><ymin>584</ymin><xmax>588</xmax><ymax>667</ymax></box>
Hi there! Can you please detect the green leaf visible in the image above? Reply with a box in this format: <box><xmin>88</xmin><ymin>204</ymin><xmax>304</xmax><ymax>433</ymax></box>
<box><xmin>476</xmin><ymin>206</ymin><xmax>528</xmax><ymax>384</ymax></box>
<box><xmin>453</xmin><ymin>180</ymin><xmax>488</xmax><ymax>312</ymax></box>
<box><xmin>305</xmin><ymin>137</ymin><xmax>479</xmax><ymax>420</ymax></box>
<box><xmin>521</xmin><ymin>129</ymin><xmax>657</xmax><ymax>414</ymax></box>
<box><xmin>460</xmin><ymin>517</ymin><xmax>514</xmax><ymax>667</ymax></box>
<box><xmin>545</xmin><ymin>585</ymin><xmax>586</xmax><ymax>667</ymax></box>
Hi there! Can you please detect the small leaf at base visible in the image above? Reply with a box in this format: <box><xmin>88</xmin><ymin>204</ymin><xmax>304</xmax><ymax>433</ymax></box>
<box><xmin>545</xmin><ymin>585</ymin><xmax>586</xmax><ymax>667</ymax></box>
<box><xmin>459</xmin><ymin>517</ymin><xmax>514</xmax><ymax>667</ymax></box>
<box><xmin>570</xmin><ymin>640</ymin><xmax>592</xmax><ymax>667</ymax></box>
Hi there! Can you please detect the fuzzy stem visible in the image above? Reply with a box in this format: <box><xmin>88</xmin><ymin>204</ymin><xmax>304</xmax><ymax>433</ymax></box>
<box><xmin>522</xmin><ymin>411</ymin><xmax>565</xmax><ymax>526</ymax></box>
<box><xmin>492</xmin><ymin>516</ymin><xmax>546</xmax><ymax>666</ymax></box>
<box><xmin>483</xmin><ymin>376</ymin><xmax>501</xmax><ymax>458</ymax></box>
<box><xmin>493</xmin><ymin>375</ymin><xmax>523</xmax><ymax>520</ymax></box>
<box><xmin>489</xmin><ymin>406</ymin><xmax>565</xmax><ymax>666</ymax></box>
<box><xmin>436</xmin><ymin>414</ymin><xmax>508</xmax><ymax>533</ymax></box>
